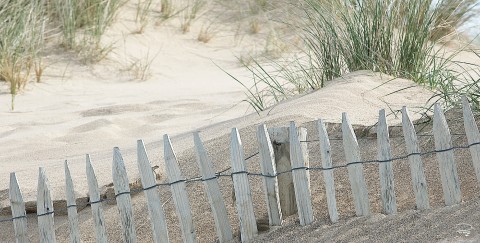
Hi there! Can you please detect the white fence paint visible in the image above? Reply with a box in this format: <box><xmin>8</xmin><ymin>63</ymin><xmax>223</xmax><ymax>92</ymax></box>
<box><xmin>5</xmin><ymin>100</ymin><xmax>479</xmax><ymax>242</ymax></box>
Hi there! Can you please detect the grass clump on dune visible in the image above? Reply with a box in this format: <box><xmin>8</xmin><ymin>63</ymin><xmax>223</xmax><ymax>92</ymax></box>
<box><xmin>233</xmin><ymin>0</ymin><xmax>480</xmax><ymax>113</ymax></box>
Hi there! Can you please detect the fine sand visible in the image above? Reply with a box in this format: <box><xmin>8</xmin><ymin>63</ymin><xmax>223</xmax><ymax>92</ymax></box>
<box><xmin>1</xmin><ymin>1</ymin><xmax>480</xmax><ymax>242</ymax></box>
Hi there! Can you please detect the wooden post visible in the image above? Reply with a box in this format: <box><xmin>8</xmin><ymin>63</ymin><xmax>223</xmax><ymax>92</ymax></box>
<box><xmin>401</xmin><ymin>107</ymin><xmax>429</xmax><ymax>210</ymax></box>
<box><xmin>377</xmin><ymin>109</ymin><xmax>397</xmax><ymax>214</ymax></box>
<box><xmin>164</xmin><ymin>134</ymin><xmax>196</xmax><ymax>243</ymax></box>
<box><xmin>230</xmin><ymin>128</ymin><xmax>258</xmax><ymax>242</ymax></box>
<box><xmin>137</xmin><ymin>140</ymin><xmax>170</xmax><ymax>243</ymax></box>
<box><xmin>112</xmin><ymin>147</ymin><xmax>137</xmax><ymax>243</ymax></box>
<box><xmin>462</xmin><ymin>96</ymin><xmax>480</xmax><ymax>183</ymax></box>
<box><xmin>86</xmin><ymin>155</ymin><xmax>109</xmax><ymax>243</ymax></box>
<box><xmin>256</xmin><ymin>124</ymin><xmax>282</xmax><ymax>226</ymax></box>
<box><xmin>64</xmin><ymin>161</ymin><xmax>81</xmax><ymax>243</ymax></box>
<box><xmin>193</xmin><ymin>132</ymin><xmax>233</xmax><ymax>242</ymax></box>
<box><xmin>37</xmin><ymin>167</ymin><xmax>56</xmax><ymax>243</ymax></box>
<box><xmin>316</xmin><ymin>119</ymin><xmax>339</xmax><ymax>223</ymax></box>
<box><xmin>267</xmin><ymin>127</ymin><xmax>308</xmax><ymax>217</ymax></box>
<box><xmin>9</xmin><ymin>172</ymin><xmax>28</xmax><ymax>243</ymax></box>
<box><xmin>342</xmin><ymin>112</ymin><xmax>370</xmax><ymax>216</ymax></box>
<box><xmin>289</xmin><ymin>122</ymin><xmax>314</xmax><ymax>226</ymax></box>
<box><xmin>433</xmin><ymin>104</ymin><xmax>461</xmax><ymax>206</ymax></box>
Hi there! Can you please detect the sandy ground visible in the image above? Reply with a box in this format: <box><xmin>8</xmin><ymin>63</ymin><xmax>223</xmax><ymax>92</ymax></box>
<box><xmin>1</xmin><ymin>1</ymin><xmax>480</xmax><ymax>242</ymax></box>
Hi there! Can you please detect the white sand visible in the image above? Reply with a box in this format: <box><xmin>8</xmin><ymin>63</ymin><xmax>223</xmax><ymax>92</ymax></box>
<box><xmin>1</xmin><ymin>1</ymin><xmax>477</xmax><ymax>242</ymax></box>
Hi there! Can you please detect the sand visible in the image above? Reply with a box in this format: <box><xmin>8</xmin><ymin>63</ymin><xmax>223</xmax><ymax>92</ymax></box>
<box><xmin>1</xmin><ymin>1</ymin><xmax>479</xmax><ymax>242</ymax></box>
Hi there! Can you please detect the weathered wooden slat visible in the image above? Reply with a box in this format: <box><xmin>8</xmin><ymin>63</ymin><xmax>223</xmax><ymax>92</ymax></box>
<box><xmin>37</xmin><ymin>167</ymin><xmax>56</xmax><ymax>243</ymax></box>
<box><xmin>112</xmin><ymin>147</ymin><xmax>137</xmax><ymax>243</ymax></box>
<box><xmin>376</xmin><ymin>109</ymin><xmax>397</xmax><ymax>215</ymax></box>
<box><xmin>193</xmin><ymin>132</ymin><xmax>233</xmax><ymax>242</ymax></box>
<box><xmin>256</xmin><ymin>124</ymin><xmax>282</xmax><ymax>226</ymax></box>
<box><xmin>230</xmin><ymin>128</ymin><xmax>258</xmax><ymax>241</ymax></box>
<box><xmin>288</xmin><ymin>122</ymin><xmax>314</xmax><ymax>225</ymax></box>
<box><xmin>163</xmin><ymin>134</ymin><xmax>196</xmax><ymax>243</ymax></box>
<box><xmin>9</xmin><ymin>172</ymin><xmax>28</xmax><ymax>243</ymax></box>
<box><xmin>401</xmin><ymin>107</ymin><xmax>429</xmax><ymax>210</ymax></box>
<box><xmin>462</xmin><ymin>96</ymin><xmax>480</xmax><ymax>183</ymax></box>
<box><xmin>64</xmin><ymin>161</ymin><xmax>80</xmax><ymax>243</ymax></box>
<box><xmin>316</xmin><ymin>119</ymin><xmax>339</xmax><ymax>223</ymax></box>
<box><xmin>433</xmin><ymin>104</ymin><xmax>462</xmax><ymax>206</ymax></box>
<box><xmin>267</xmin><ymin>127</ymin><xmax>297</xmax><ymax>217</ymax></box>
<box><xmin>137</xmin><ymin>140</ymin><xmax>169</xmax><ymax>243</ymax></box>
<box><xmin>86</xmin><ymin>155</ymin><xmax>109</xmax><ymax>243</ymax></box>
<box><xmin>342</xmin><ymin>112</ymin><xmax>370</xmax><ymax>216</ymax></box>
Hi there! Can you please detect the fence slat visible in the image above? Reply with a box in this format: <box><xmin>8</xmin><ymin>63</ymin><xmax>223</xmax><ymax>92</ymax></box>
<box><xmin>137</xmin><ymin>140</ymin><xmax>170</xmax><ymax>243</ymax></box>
<box><xmin>112</xmin><ymin>148</ymin><xmax>137</xmax><ymax>243</ymax></box>
<box><xmin>267</xmin><ymin>127</ymin><xmax>297</xmax><ymax>217</ymax></box>
<box><xmin>316</xmin><ymin>119</ymin><xmax>339</xmax><ymax>223</ymax></box>
<box><xmin>9</xmin><ymin>172</ymin><xmax>28</xmax><ymax>243</ymax></box>
<box><xmin>37</xmin><ymin>167</ymin><xmax>56</xmax><ymax>243</ymax></box>
<box><xmin>288</xmin><ymin>122</ymin><xmax>314</xmax><ymax>225</ymax></box>
<box><xmin>377</xmin><ymin>109</ymin><xmax>397</xmax><ymax>215</ymax></box>
<box><xmin>86</xmin><ymin>155</ymin><xmax>109</xmax><ymax>243</ymax></box>
<box><xmin>462</xmin><ymin>96</ymin><xmax>480</xmax><ymax>183</ymax></box>
<box><xmin>256</xmin><ymin>124</ymin><xmax>282</xmax><ymax>226</ymax></box>
<box><xmin>433</xmin><ymin>104</ymin><xmax>462</xmax><ymax>206</ymax></box>
<box><xmin>193</xmin><ymin>132</ymin><xmax>234</xmax><ymax>242</ymax></box>
<box><xmin>342</xmin><ymin>112</ymin><xmax>370</xmax><ymax>216</ymax></box>
<box><xmin>64</xmin><ymin>161</ymin><xmax>80</xmax><ymax>243</ymax></box>
<box><xmin>401</xmin><ymin>107</ymin><xmax>430</xmax><ymax>210</ymax></box>
<box><xmin>230</xmin><ymin>128</ymin><xmax>258</xmax><ymax>242</ymax></box>
<box><xmin>163</xmin><ymin>134</ymin><xmax>196</xmax><ymax>243</ymax></box>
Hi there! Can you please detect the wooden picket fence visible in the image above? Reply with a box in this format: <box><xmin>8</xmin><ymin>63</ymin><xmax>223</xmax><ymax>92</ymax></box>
<box><xmin>6</xmin><ymin>97</ymin><xmax>480</xmax><ymax>242</ymax></box>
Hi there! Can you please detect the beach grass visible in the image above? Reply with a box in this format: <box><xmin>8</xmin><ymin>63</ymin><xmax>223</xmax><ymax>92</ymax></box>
<box><xmin>231</xmin><ymin>0</ymin><xmax>480</xmax><ymax>113</ymax></box>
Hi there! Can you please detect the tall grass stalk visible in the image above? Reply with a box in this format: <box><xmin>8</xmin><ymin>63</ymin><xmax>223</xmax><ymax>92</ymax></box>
<box><xmin>0</xmin><ymin>0</ymin><xmax>46</xmax><ymax>110</ymax></box>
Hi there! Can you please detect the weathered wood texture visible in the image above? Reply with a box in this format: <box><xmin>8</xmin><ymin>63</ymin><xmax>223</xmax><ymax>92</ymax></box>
<box><xmin>193</xmin><ymin>132</ymin><xmax>233</xmax><ymax>242</ymax></box>
<box><xmin>230</xmin><ymin>128</ymin><xmax>258</xmax><ymax>242</ymax></box>
<box><xmin>86</xmin><ymin>155</ymin><xmax>109</xmax><ymax>243</ymax></box>
<box><xmin>137</xmin><ymin>140</ymin><xmax>169</xmax><ymax>243</ymax></box>
<box><xmin>256</xmin><ymin>124</ymin><xmax>282</xmax><ymax>226</ymax></box>
<box><xmin>401</xmin><ymin>107</ymin><xmax>430</xmax><ymax>210</ymax></box>
<box><xmin>377</xmin><ymin>109</ymin><xmax>397</xmax><ymax>214</ymax></box>
<box><xmin>462</xmin><ymin>96</ymin><xmax>480</xmax><ymax>183</ymax></box>
<box><xmin>433</xmin><ymin>104</ymin><xmax>462</xmax><ymax>206</ymax></box>
<box><xmin>267</xmin><ymin>127</ymin><xmax>308</xmax><ymax>217</ymax></box>
<box><xmin>112</xmin><ymin>148</ymin><xmax>137</xmax><ymax>243</ymax></box>
<box><xmin>316</xmin><ymin>119</ymin><xmax>339</xmax><ymax>223</ymax></box>
<box><xmin>164</xmin><ymin>134</ymin><xmax>196</xmax><ymax>243</ymax></box>
<box><xmin>9</xmin><ymin>172</ymin><xmax>28</xmax><ymax>243</ymax></box>
<box><xmin>289</xmin><ymin>122</ymin><xmax>314</xmax><ymax>226</ymax></box>
<box><xmin>342</xmin><ymin>112</ymin><xmax>370</xmax><ymax>216</ymax></box>
<box><xmin>64</xmin><ymin>161</ymin><xmax>81</xmax><ymax>243</ymax></box>
<box><xmin>37</xmin><ymin>167</ymin><xmax>56</xmax><ymax>243</ymax></box>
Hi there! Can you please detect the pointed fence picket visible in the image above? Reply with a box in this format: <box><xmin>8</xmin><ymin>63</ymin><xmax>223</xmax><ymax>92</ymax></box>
<box><xmin>342</xmin><ymin>113</ymin><xmax>370</xmax><ymax>216</ymax></box>
<box><xmin>137</xmin><ymin>140</ymin><xmax>170</xmax><ymax>243</ymax></box>
<box><xmin>289</xmin><ymin>122</ymin><xmax>314</xmax><ymax>226</ymax></box>
<box><xmin>316</xmin><ymin>119</ymin><xmax>338</xmax><ymax>223</ymax></box>
<box><xmin>86</xmin><ymin>155</ymin><xmax>109</xmax><ymax>243</ymax></box>
<box><xmin>163</xmin><ymin>134</ymin><xmax>196</xmax><ymax>243</ymax></box>
<box><xmin>256</xmin><ymin>124</ymin><xmax>283</xmax><ymax>226</ymax></box>
<box><xmin>193</xmin><ymin>132</ymin><xmax>233</xmax><ymax>242</ymax></box>
<box><xmin>64</xmin><ymin>161</ymin><xmax>80</xmax><ymax>243</ymax></box>
<box><xmin>37</xmin><ymin>167</ymin><xmax>55</xmax><ymax>243</ymax></box>
<box><xmin>433</xmin><ymin>104</ymin><xmax>462</xmax><ymax>206</ymax></box>
<box><xmin>112</xmin><ymin>148</ymin><xmax>137</xmax><ymax>243</ymax></box>
<box><xmin>9</xmin><ymin>172</ymin><xmax>28</xmax><ymax>243</ymax></box>
<box><xmin>401</xmin><ymin>107</ymin><xmax>430</xmax><ymax>210</ymax></box>
<box><xmin>462</xmin><ymin>96</ymin><xmax>480</xmax><ymax>183</ymax></box>
<box><xmin>230</xmin><ymin>128</ymin><xmax>258</xmax><ymax>242</ymax></box>
<box><xmin>6</xmin><ymin>101</ymin><xmax>480</xmax><ymax>243</ymax></box>
<box><xmin>377</xmin><ymin>109</ymin><xmax>397</xmax><ymax>215</ymax></box>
